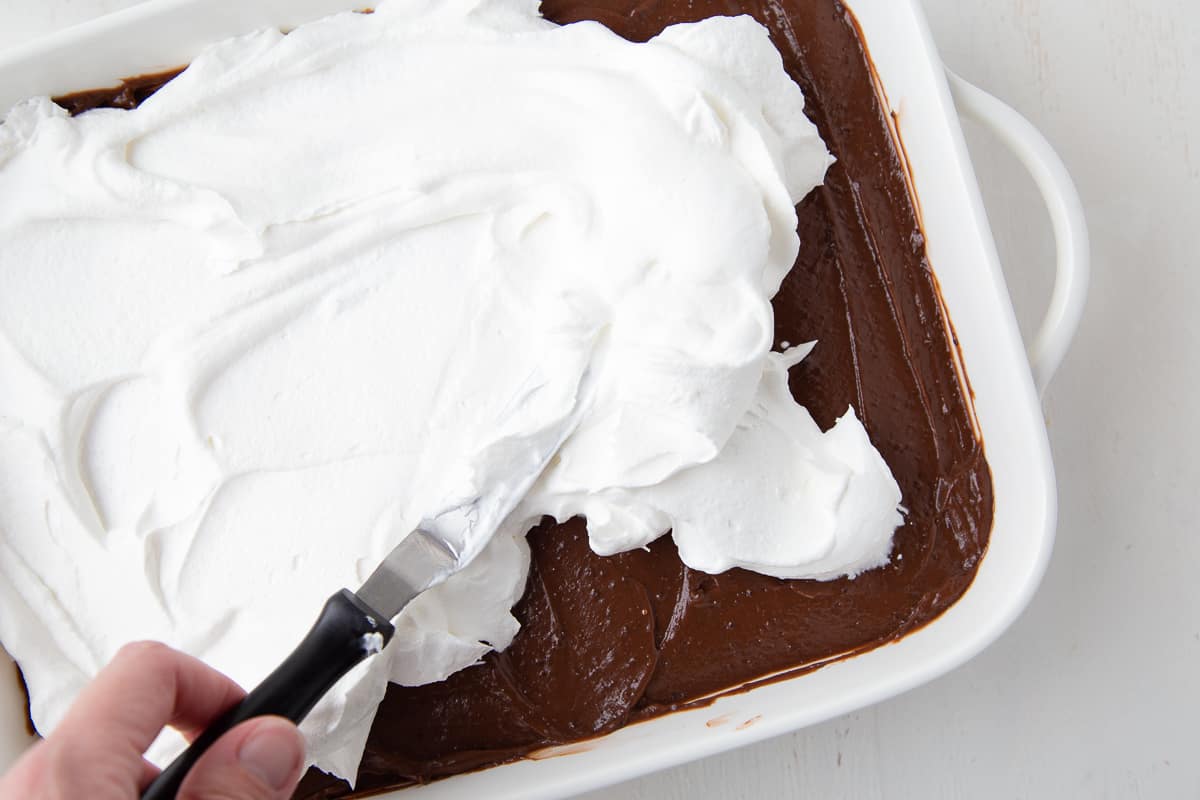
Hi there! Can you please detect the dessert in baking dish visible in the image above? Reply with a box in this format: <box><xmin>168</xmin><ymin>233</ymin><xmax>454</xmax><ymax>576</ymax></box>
<box><xmin>0</xmin><ymin>0</ymin><xmax>991</xmax><ymax>796</ymax></box>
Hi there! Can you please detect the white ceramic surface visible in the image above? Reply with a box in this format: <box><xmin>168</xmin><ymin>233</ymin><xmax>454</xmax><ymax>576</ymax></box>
<box><xmin>0</xmin><ymin>1</ymin><xmax>1089</xmax><ymax>797</ymax></box>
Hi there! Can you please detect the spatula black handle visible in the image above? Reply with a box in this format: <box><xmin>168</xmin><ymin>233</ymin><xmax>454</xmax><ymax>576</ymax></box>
<box><xmin>141</xmin><ymin>589</ymin><xmax>394</xmax><ymax>800</ymax></box>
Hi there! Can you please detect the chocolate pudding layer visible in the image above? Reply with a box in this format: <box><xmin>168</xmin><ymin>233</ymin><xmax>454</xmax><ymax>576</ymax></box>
<box><xmin>54</xmin><ymin>1</ymin><xmax>992</xmax><ymax>796</ymax></box>
<box><xmin>54</xmin><ymin>68</ymin><xmax>184</xmax><ymax>115</ymax></box>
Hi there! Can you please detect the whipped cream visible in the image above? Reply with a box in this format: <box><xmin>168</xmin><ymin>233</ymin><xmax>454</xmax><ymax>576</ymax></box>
<box><xmin>0</xmin><ymin>0</ymin><xmax>901</xmax><ymax>782</ymax></box>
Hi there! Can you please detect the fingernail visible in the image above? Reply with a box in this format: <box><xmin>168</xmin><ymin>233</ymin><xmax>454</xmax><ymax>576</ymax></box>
<box><xmin>238</xmin><ymin>720</ymin><xmax>302</xmax><ymax>791</ymax></box>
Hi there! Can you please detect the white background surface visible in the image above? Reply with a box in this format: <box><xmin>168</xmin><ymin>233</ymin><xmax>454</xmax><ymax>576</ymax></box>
<box><xmin>1</xmin><ymin>1</ymin><xmax>1197</xmax><ymax>797</ymax></box>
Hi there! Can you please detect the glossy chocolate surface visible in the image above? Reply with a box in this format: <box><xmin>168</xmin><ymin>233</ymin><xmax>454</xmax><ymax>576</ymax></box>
<box><xmin>54</xmin><ymin>68</ymin><xmax>183</xmax><ymax>115</ymax></box>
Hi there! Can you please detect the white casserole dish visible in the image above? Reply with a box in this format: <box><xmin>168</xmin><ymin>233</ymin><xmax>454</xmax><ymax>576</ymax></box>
<box><xmin>0</xmin><ymin>0</ymin><xmax>1089</xmax><ymax>797</ymax></box>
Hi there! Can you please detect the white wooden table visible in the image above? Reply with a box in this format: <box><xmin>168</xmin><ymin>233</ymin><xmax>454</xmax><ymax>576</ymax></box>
<box><xmin>2</xmin><ymin>1</ymin><xmax>1196</xmax><ymax>797</ymax></box>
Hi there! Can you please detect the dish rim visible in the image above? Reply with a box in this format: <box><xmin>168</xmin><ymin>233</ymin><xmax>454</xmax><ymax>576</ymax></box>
<box><xmin>0</xmin><ymin>0</ymin><xmax>1066</xmax><ymax>796</ymax></box>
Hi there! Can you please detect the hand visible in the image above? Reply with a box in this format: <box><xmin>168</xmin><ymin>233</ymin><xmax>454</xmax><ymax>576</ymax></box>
<box><xmin>0</xmin><ymin>641</ymin><xmax>305</xmax><ymax>800</ymax></box>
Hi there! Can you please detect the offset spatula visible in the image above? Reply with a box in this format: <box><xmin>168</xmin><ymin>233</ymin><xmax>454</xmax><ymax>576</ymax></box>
<box><xmin>140</xmin><ymin>367</ymin><xmax>594</xmax><ymax>799</ymax></box>
<box><xmin>140</xmin><ymin>528</ymin><xmax>459</xmax><ymax>799</ymax></box>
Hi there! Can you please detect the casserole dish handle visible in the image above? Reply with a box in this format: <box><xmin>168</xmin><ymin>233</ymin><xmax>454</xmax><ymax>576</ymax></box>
<box><xmin>946</xmin><ymin>70</ymin><xmax>1089</xmax><ymax>396</ymax></box>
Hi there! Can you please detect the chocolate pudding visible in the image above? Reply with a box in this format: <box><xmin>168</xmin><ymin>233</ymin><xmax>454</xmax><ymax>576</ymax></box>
<box><xmin>53</xmin><ymin>0</ymin><xmax>993</xmax><ymax>796</ymax></box>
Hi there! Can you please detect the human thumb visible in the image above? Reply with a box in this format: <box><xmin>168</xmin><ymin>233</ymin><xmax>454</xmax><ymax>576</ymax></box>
<box><xmin>176</xmin><ymin>716</ymin><xmax>305</xmax><ymax>800</ymax></box>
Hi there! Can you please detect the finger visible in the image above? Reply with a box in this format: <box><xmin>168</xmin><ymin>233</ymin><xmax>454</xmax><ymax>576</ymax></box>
<box><xmin>45</xmin><ymin>641</ymin><xmax>245</xmax><ymax>797</ymax></box>
<box><xmin>0</xmin><ymin>741</ymin><xmax>163</xmax><ymax>800</ymax></box>
<box><xmin>0</xmin><ymin>739</ymin><xmax>49</xmax><ymax>799</ymax></box>
<box><xmin>63</xmin><ymin>641</ymin><xmax>244</xmax><ymax>747</ymax></box>
<box><xmin>139</xmin><ymin>757</ymin><xmax>162</xmax><ymax>792</ymax></box>
<box><xmin>177</xmin><ymin>716</ymin><xmax>305</xmax><ymax>800</ymax></box>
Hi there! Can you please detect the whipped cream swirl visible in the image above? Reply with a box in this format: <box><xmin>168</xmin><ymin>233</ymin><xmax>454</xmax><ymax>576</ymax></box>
<box><xmin>0</xmin><ymin>0</ymin><xmax>901</xmax><ymax>782</ymax></box>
